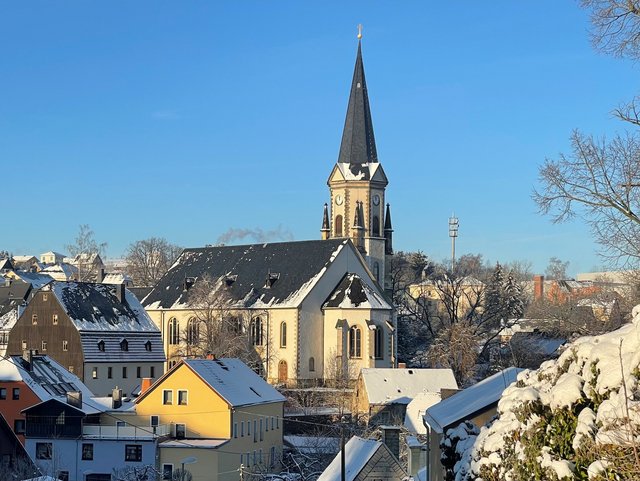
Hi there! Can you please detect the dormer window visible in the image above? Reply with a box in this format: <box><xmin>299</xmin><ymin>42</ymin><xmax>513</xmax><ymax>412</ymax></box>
<box><xmin>183</xmin><ymin>277</ymin><xmax>196</xmax><ymax>291</ymax></box>
<box><xmin>31</xmin><ymin>314</ymin><xmax>38</xmax><ymax>325</ymax></box>
<box><xmin>225</xmin><ymin>274</ymin><xmax>237</xmax><ymax>288</ymax></box>
<box><xmin>264</xmin><ymin>272</ymin><xmax>280</xmax><ymax>289</ymax></box>
<box><xmin>145</xmin><ymin>341</ymin><xmax>152</xmax><ymax>352</ymax></box>
<box><xmin>97</xmin><ymin>340</ymin><xmax>105</xmax><ymax>352</ymax></box>
<box><xmin>120</xmin><ymin>339</ymin><xmax>128</xmax><ymax>351</ymax></box>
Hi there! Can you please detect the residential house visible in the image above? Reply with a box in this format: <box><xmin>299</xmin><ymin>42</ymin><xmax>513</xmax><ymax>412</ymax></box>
<box><xmin>65</xmin><ymin>253</ymin><xmax>105</xmax><ymax>282</ymax></box>
<box><xmin>352</xmin><ymin>368</ymin><xmax>457</xmax><ymax>426</ymax></box>
<box><xmin>142</xmin><ymin>239</ymin><xmax>395</xmax><ymax>384</ymax></box>
<box><xmin>422</xmin><ymin>367</ymin><xmax>523</xmax><ymax>481</ymax></box>
<box><xmin>134</xmin><ymin>358</ymin><xmax>286</xmax><ymax>481</ymax></box>
<box><xmin>40</xmin><ymin>252</ymin><xmax>66</xmax><ymax>265</ymax></box>
<box><xmin>317</xmin><ymin>434</ymin><xmax>407</xmax><ymax>481</ymax></box>
<box><xmin>0</xmin><ymin>354</ymin><xmax>96</xmax><ymax>446</ymax></box>
<box><xmin>11</xmin><ymin>256</ymin><xmax>40</xmax><ymax>272</ymax></box>
<box><xmin>6</xmin><ymin>281</ymin><xmax>164</xmax><ymax>396</ymax></box>
<box><xmin>0</xmin><ymin>413</ymin><xmax>37</xmax><ymax>478</ymax></box>
<box><xmin>407</xmin><ymin>277</ymin><xmax>485</xmax><ymax>320</ymax></box>
<box><xmin>0</xmin><ymin>278</ymin><xmax>33</xmax><ymax>357</ymax></box>
<box><xmin>41</xmin><ymin>263</ymin><xmax>78</xmax><ymax>282</ymax></box>
<box><xmin>0</xmin><ymin>258</ymin><xmax>14</xmax><ymax>273</ymax></box>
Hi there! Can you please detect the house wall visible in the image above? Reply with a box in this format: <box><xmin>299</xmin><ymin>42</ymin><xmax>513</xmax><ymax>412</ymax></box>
<box><xmin>83</xmin><ymin>361</ymin><xmax>163</xmax><ymax>397</ymax></box>
<box><xmin>7</xmin><ymin>291</ymin><xmax>85</xmax><ymax>378</ymax></box>
<box><xmin>0</xmin><ymin>380</ymin><xmax>39</xmax><ymax>444</ymax></box>
<box><xmin>353</xmin><ymin>445</ymin><xmax>406</xmax><ymax>481</ymax></box>
<box><xmin>160</xmin><ymin>446</ymin><xmax>219</xmax><ymax>481</ymax></box>
<box><xmin>25</xmin><ymin>437</ymin><xmax>157</xmax><ymax>481</ymax></box>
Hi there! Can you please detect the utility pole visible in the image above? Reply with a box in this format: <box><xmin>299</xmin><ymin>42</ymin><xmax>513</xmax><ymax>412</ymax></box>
<box><xmin>448</xmin><ymin>214</ymin><xmax>459</xmax><ymax>272</ymax></box>
<box><xmin>341</xmin><ymin>418</ymin><xmax>346</xmax><ymax>481</ymax></box>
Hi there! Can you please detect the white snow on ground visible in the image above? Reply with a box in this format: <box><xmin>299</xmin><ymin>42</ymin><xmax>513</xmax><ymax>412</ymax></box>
<box><xmin>450</xmin><ymin>305</ymin><xmax>640</xmax><ymax>480</ymax></box>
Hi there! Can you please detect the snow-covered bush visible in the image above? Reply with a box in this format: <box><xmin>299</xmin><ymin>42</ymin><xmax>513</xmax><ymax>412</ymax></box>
<box><xmin>440</xmin><ymin>421</ymin><xmax>480</xmax><ymax>481</ymax></box>
<box><xmin>454</xmin><ymin>306</ymin><xmax>640</xmax><ymax>480</ymax></box>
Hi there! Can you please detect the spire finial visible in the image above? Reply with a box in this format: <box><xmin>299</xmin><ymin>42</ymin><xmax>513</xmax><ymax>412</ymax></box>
<box><xmin>357</xmin><ymin>24</ymin><xmax>363</xmax><ymax>40</ymax></box>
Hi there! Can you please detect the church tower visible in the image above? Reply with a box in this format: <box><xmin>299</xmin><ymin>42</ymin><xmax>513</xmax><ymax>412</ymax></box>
<box><xmin>322</xmin><ymin>31</ymin><xmax>393</xmax><ymax>291</ymax></box>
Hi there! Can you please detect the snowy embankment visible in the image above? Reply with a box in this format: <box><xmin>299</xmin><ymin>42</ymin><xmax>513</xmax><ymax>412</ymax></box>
<box><xmin>449</xmin><ymin>305</ymin><xmax>640</xmax><ymax>481</ymax></box>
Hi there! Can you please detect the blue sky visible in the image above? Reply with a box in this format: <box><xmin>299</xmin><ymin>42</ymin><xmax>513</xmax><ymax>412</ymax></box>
<box><xmin>1</xmin><ymin>2</ymin><xmax>637</xmax><ymax>276</ymax></box>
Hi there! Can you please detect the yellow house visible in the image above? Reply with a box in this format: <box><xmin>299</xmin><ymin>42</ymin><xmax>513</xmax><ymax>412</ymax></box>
<box><xmin>135</xmin><ymin>358</ymin><xmax>286</xmax><ymax>481</ymax></box>
<box><xmin>407</xmin><ymin>277</ymin><xmax>485</xmax><ymax>320</ymax></box>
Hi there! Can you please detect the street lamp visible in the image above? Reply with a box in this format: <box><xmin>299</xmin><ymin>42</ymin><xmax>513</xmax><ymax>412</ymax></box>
<box><xmin>448</xmin><ymin>214</ymin><xmax>459</xmax><ymax>272</ymax></box>
<box><xmin>180</xmin><ymin>456</ymin><xmax>197</xmax><ymax>481</ymax></box>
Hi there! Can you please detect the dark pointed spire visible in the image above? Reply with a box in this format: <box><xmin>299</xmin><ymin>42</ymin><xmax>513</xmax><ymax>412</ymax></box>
<box><xmin>337</xmin><ymin>40</ymin><xmax>378</xmax><ymax>167</ymax></box>
<box><xmin>384</xmin><ymin>203</ymin><xmax>393</xmax><ymax>255</ymax></box>
<box><xmin>321</xmin><ymin>203</ymin><xmax>330</xmax><ymax>240</ymax></box>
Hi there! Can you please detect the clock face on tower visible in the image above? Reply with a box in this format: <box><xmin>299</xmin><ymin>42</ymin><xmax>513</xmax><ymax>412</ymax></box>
<box><xmin>335</xmin><ymin>194</ymin><xmax>344</xmax><ymax>205</ymax></box>
<box><xmin>373</xmin><ymin>194</ymin><xmax>380</xmax><ymax>206</ymax></box>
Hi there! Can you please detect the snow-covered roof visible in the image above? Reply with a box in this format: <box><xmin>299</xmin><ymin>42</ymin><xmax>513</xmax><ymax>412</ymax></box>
<box><xmin>12</xmin><ymin>255</ymin><xmax>36</xmax><ymax>263</ymax></box>
<box><xmin>80</xmin><ymin>331</ymin><xmax>164</xmax><ymax>363</ymax></box>
<box><xmin>323</xmin><ymin>273</ymin><xmax>391</xmax><ymax>310</ymax></box>
<box><xmin>1</xmin><ymin>355</ymin><xmax>100</xmax><ymax>414</ymax></box>
<box><xmin>142</xmin><ymin>239</ymin><xmax>363</xmax><ymax>310</ymax></box>
<box><xmin>102</xmin><ymin>273</ymin><xmax>132</xmax><ymax>284</ymax></box>
<box><xmin>317</xmin><ymin>437</ymin><xmax>389</xmax><ymax>481</ymax></box>
<box><xmin>284</xmin><ymin>435</ymin><xmax>341</xmax><ymax>454</ymax></box>
<box><xmin>424</xmin><ymin>367</ymin><xmax>523</xmax><ymax>434</ymax></box>
<box><xmin>42</xmin><ymin>263</ymin><xmax>78</xmax><ymax>280</ymax></box>
<box><xmin>159</xmin><ymin>439</ymin><xmax>229</xmax><ymax>449</ymax></box>
<box><xmin>185</xmin><ymin>358</ymin><xmax>285</xmax><ymax>407</ymax></box>
<box><xmin>335</xmin><ymin>162</ymin><xmax>384</xmax><ymax>182</ymax></box>
<box><xmin>11</xmin><ymin>271</ymin><xmax>53</xmax><ymax>289</ymax></box>
<box><xmin>404</xmin><ymin>392</ymin><xmax>442</xmax><ymax>434</ymax></box>
<box><xmin>50</xmin><ymin>281</ymin><xmax>160</xmax><ymax>332</ymax></box>
<box><xmin>361</xmin><ymin>368</ymin><xmax>458</xmax><ymax>405</ymax></box>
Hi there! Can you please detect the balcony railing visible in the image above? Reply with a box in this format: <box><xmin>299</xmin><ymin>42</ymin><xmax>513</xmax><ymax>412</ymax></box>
<box><xmin>82</xmin><ymin>424</ymin><xmax>169</xmax><ymax>439</ymax></box>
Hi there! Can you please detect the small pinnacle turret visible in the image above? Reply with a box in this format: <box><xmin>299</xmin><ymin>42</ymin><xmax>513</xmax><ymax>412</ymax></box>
<box><xmin>321</xmin><ymin>203</ymin><xmax>330</xmax><ymax>240</ymax></box>
<box><xmin>384</xmin><ymin>203</ymin><xmax>393</xmax><ymax>255</ymax></box>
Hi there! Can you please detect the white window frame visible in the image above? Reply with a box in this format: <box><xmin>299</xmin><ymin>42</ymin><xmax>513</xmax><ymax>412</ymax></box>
<box><xmin>162</xmin><ymin>390</ymin><xmax>173</xmax><ymax>405</ymax></box>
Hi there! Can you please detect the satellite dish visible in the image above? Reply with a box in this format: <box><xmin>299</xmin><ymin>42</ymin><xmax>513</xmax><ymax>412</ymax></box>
<box><xmin>180</xmin><ymin>456</ymin><xmax>198</xmax><ymax>465</ymax></box>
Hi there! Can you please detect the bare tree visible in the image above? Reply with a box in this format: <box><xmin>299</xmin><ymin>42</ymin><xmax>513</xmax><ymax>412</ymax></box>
<box><xmin>66</xmin><ymin>224</ymin><xmax>107</xmax><ymax>281</ymax></box>
<box><xmin>545</xmin><ymin>257</ymin><xmax>570</xmax><ymax>281</ymax></box>
<box><xmin>124</xmin><ymin>237</ymin><xmax>182</xmax><ymax>287</ymax></box>
<box><xmin>112</xmin><ymin>465</ymin><xmax>160</xmax><ymax>481</ymax></box>
<box><xmin>183</xmin><ymin>274</ymin><xmax>265</xmax><ymax>373</ymax></box>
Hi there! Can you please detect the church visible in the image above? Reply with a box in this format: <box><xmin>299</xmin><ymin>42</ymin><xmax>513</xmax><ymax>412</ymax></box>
<box><xmin>142</xmin><ymin>35</ymin><xmax>396</xmax><ymax>385</ymax></box>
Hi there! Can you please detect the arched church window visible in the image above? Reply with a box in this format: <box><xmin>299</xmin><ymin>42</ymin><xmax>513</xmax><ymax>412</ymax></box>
<box><xmin>349</xmin><ymin>326</ymin><xmax>362</xmax><ymax>358</ymax></box>
<box><xmin>251</xmin><ymin>317</ymin><xmax>264</xmax><ymax>346</ymax></box>
<box><xmin>335</xmin><ymin>215</ymin><xmax>343</xmax><ymax>237</ymax></box>
<box><xmin>168</xmin><ymin>318</ymin><xmax>180</xmax><ymax>345</ymax></box>
<box><xmin>309</xmin><ymin>357</ymin><xmax>315</xmax><ymax>372</ymax></box>
<box><xmin>374</xmin><ymin>327</ymin><xmax>384</xmax><ymax>359</ymax></box>
<box><xmin>186</xmin><ymin>318</ymin><xmax>199</xmax><ymax>345</ymax></box>
<box><xmin>372</xmin><ymin>215</ymin><xmax>380</xmax><ymax>236</ymax></box>
<box><xmin>280</xmin><ymin>321</ymin><xmax>287</xmax><ymax>348</ymax></box>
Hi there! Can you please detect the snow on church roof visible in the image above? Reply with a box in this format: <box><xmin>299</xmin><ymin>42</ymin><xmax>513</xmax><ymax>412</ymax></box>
<box><xmin>361</xmin><ymin>368</ymin><xmax>458</xmax><ymax>405</ymax></box>
<box><xmin>424</xmin><ymin>367</ymin><xmax>523</xmax><ymax>434</ymax></box>
<box><xmin>143</xmin><ymin>239</ymin><xmax>357</xmax><ymax>310</ymax></box>
<box><xmin>323</xmin><ymin>273</ymin><xmax>391</xmax><ymax>310</ymax></box>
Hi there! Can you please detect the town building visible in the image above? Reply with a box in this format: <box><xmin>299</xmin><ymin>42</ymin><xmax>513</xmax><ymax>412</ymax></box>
<box><xmin>6</xmin><ymin>281</ymin><xmax>164</xmax><ymax>396</ymax></box>
<box><xmin>135</xmin><ymin>358</ymin><xmax>286</xmax><ymax>481</ymax></box>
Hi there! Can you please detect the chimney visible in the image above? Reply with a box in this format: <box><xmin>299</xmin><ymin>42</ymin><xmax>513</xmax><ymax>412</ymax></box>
<box><xmin>112</xmin><ymin>387</ymin><xmax>123</xmax><ymax>409</ymax></box>
<box><xmin>112</xmin><ymin>283</ymin><xmax>126</xmax><ymax>304</ymax></box>
<box><xmin>67</xmin><ymin>391</ymin><xmax>82</xmax><ymax>409</ymax></box>
<box><xmin>206</xmin><ymin>353</ymin><xmax>216</xmax><ymax>360</ymax></box>
<box><xmin>380</xmin><ymin>425</ymin><xmax>401</xmax><ymax>460</ymax></box>
<box><xmin>140</xmin><ymin>378</ymin><xmax>153</xmax><ymax>395</ymax></box>
<box><xmin>99</xmin><ymin>268</ymin><xmax>106</xmax><ymax>283</ymax></box>
<box><xmin>533</xmin><ymin>275</ymin><xmax>544</xmax><ymax>301</ymax></box>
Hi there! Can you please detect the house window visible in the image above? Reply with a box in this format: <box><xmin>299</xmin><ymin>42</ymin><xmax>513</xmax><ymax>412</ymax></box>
<box><xmin>36</xmin><ymin>442</ymin><xmax>52</xmax><ymax>460</ymax></box>
<box><xmin>120</xmin><ymin>339</ymin><xmax>128</xmax><ymax>351</ymax></box>
<box><xmin>349</xmin><ymin>326</ymin><xmax>362</xmax><ymax>358</ymax></box>
<box><xmin>12</xmin><ymin>388</ymin><xmax>19</xmax><ymax>400</ymax></box>
<box><xmin>92</xmin><ymin>367</ymin><xmax>98</xmax><ymax>379</ymax></box>
<box><xmin>246</xmin><ymin>452</ymin><xmax>251</xmax><ymax>467</ymax></box>
<box><xmin>374</xmin><ymin>327</ymin><xmax>384</xmax><ymax>359</ymax></box>
<box><xmin>309</xmin><ymin>357</ymin><xmax>315</xmax><ymax>372</ymax></box>
<box><xmin>108</xmin><ymin>367</ymin><xmax>113</xmax><ymax>379</ymax></box>
<box><xmin>247</xmin><ymin>419</ymin><xmax>251</xmax><ymax>435</ymax></box>
<box><xmin>253</xmin><ymin>420</ymin><xmax>257</xmax><ymax>442</ymax></box>
<box><xmin>21</xmin><ymin>340</ymin><xmax>26</xmax><ymax>350</ymax></box>
<box><xmin>260</xmin><ymin>419</ymin><xmax>263</xmax><ymax>441</ymax></box>
<box><xmin>57</xmin><ymin>472</ymin><xmax>69</xmax><ymax>481</ymax></box>
<box><xmin>163</xmin><ymin>390</ymin><xmax>172</xmax><ymax>405</ymax></box>
<box><xmin>162</xmin><ymin>465</ymin><xmax>173</xmax><ymax>480</ymax></box>
<box><xmin>335</xmin><ymin>215</ymin><xmax>343</xmax><ymax>237</ymax></box>
<box><xmin>251</xmin><ymin>317</ymin><xmax>264</xmax><ymax>346</ymax></box>
<box><xmin>122</xmin><ymin>367</ymin><xmax>127</xmax><ymax>378</ymax></box>
<box><xmin>14</xmin><ymin>419</ymin><xmax>25</xmax><ymax>434</ymax></box>
<box><xmin>62</xmin><ymin>340</ymin><xmax>68</xmax><ymax>351</ymax></box>
<box><xmin>168</xmin><ymin>318</ymin><xmax>179</xmax><ymax>345</ymax></box>
<box><xmin>178</xmin><ymin>390</ymin><xmax>188</xmax><ymax>405</ymax></box>
<box><xmin>150</xmin><ymin>366</ymin><xmax>155</xmax><ymax>378</ymax></box>
<box><xmin>186</xmin><ymin>318</ymin><xmax>199</xmax><ymax>345</ymax></box>
<box><xmin>145</xmin><ymin>341</ymin><xmax>152</xmax><ymax>352</ymax></box>
<box><xmin>175</xmin><ymin>424</ymin><xmax>186</xmax><ymax>439</ymax></box>
<box><xmin>52</xmin><ymin>314</ymin><xmax>58</xmax><ymax>325</ymax></box>
<box><xmin>31</xmin><ymin>314</ymin><xmax>37</xmax><ymax>325</ymax></box>
<box><xmin>150</xmin><ymin>415</ymin><xmax>159</xmax><ymax>427</ymax></box>
<box><xmin>270</xmin><ymin>446</ymin><xmax>276</xmax><ymax>468</ymax></box>
<box><xmin>98</xmin><ymin>340</ymin><xmax>105</xmax><ymax>352</ymax></box>
<box><xmin>69</xmin><ymin>366</ymin><xmax>74</xmax><ymax>373</ymax></box>
<box><xmin>234</xmin><ymin>423</ymin><xmax>238</xmax><ymax>438</ymax></box>
<box><xmin>124</xmin><ymin>444</ymin><xmax>142</xmax><ymax>462</ymax></box>
<box><xmin>82</xmin><ymin>443</ymin><xmax>94</xmax><ymax>460</ymax></box>
<box><xmin>0</xmin><ymin>388</ymin><xmax>6</xmax><ymax>400</ymax></box>
<box><xmin>41</xmin><ymin>340</ymin><xmax>47</xmax><ymax>351</ymax></box>
<box><xmin>137</xmin><ymin>367</ymin><xmax>141</xmax><ymax>378</ymax></box>
<box><xmin>43</xmin><ymin>293</ymin><xmax>48</xmax><ymax>301</ymax></box>
<box><xmin>280</xmin><ymin>321</ymin><xmax>287</xmax><ymax>348</ymax></box>
<box><xmin>241</xmin><ymin>421</ymin><xmax>244</xmax><ymax>437</ymax></box>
